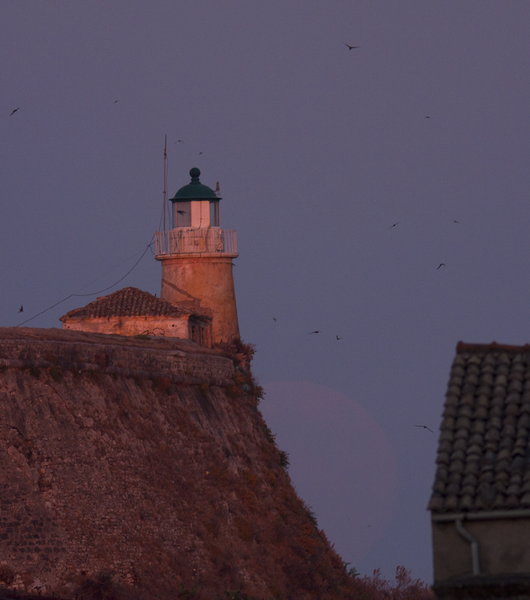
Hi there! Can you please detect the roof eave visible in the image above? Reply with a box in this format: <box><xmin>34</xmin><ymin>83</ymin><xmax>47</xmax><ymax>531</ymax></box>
<box><xmin>432</xmin><ymin>508</ymin><xmax>530</xmax><ymax>522</ymax></box>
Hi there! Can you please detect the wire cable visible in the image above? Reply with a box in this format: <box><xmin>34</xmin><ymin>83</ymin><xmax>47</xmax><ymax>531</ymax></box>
<box><xmin>71</xmin><ymin>245</ymin><xmax>150</xmax><ymax>295</ymax></box>
<box><xmin>17</xmin><ymin>239</ymin><xmax>154</xmax><ymax>327</ymax></box>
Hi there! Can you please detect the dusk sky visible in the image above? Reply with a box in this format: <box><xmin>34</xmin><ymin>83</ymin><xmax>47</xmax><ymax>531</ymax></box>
<box><xmin>3</xmin><ymin>1</ymin><xmax>530</xmax><ymax>584</ymax></box>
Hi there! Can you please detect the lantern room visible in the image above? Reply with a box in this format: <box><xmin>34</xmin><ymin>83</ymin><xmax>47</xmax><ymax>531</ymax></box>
<box><xmin>170</xmin><ymin>167</ymin><xmax>220</xmax><ymax>229</ymax></box>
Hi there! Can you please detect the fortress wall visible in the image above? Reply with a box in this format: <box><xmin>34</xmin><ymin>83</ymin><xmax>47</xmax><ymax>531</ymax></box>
<box><xmin>0</xmin><ymin>371</ymin><xmax>236</xmax><ymax>595</ymax></box>
<box><xmin>0</xmin><ymin>328</ymin><xmax>354</xmax><ymax>600</ymax></box>
<box><xmin>0</xmin><ymin>331</ymin><xmax>233</xmax><ymax>385</ymax></box>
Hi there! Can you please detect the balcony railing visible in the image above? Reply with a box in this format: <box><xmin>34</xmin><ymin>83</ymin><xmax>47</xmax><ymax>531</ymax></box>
<box><xmin>155</xmin><ymin>228</ymin><xmax>237</xmax><ymax>257</ymax></box>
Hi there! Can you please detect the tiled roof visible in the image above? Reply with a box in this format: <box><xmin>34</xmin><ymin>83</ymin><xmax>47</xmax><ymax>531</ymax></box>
<box><xmin>429</xmin><ymin>342</ymin><xmax>530</xmax><ymax>514</ymax></box>
<box><xmin>60</xmin><ymin>287</ymin><xmax>193</xmax><ymax>320</ymax></box>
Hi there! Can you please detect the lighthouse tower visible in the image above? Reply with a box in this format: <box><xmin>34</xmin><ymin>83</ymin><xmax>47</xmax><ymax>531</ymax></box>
<box><xmin>154</xmin><ymin>168</ymin><xmax>239</xmax><ymax>344</ymax></box>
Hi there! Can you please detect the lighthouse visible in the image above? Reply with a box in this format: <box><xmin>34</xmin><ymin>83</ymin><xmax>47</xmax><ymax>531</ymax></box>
<box><xmin>154</xmin><ymin>168</ymin><xmax>240</xmax><ymax>344</ymax></box>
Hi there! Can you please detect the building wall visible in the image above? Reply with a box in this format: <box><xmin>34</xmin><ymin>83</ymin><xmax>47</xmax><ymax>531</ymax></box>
<box><xmin>432</xmin><ymin>518</ymin><xmax>530</xmax><ymax>582</ymax></box>
<box><xmin>160</xmin><ymin>255</ymin><xmax>239</xmax><ymax>344</ymax></box>
<box><xmin>61</xmin><ymin>315</ymin><xmax>189</xmax><ymax>340</ymax></box>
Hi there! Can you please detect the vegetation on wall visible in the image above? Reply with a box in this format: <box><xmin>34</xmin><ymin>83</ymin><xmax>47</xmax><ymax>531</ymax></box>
<box><xmin>0</xmin><ymin>566</ymin><xmax>434</xmax><ymax>600</ymax></box>
<box><xmin>346</xmin><ymin>567</ymin><xmax>433</xmax><ymax>600</ymax></box>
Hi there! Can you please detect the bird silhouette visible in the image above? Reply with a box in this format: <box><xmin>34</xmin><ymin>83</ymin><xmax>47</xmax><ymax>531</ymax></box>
<box><xmin>344</xmin><ymin>43</ymin><xmax>360</xmax><ymax>50</ymax></box>
<box><xmin>273</xmin><ymin>318</ymin><xmax>277</xmax><ymax>322</ymax></box>
<box><xmin>308</xmin><ymin>331</ymin><xmax>321</xmax><ymax>334</ymax></box>
<box><xmin>415</xmin><ymin>424</ymin><xmax>434</xmax><ymax>433</ymax></box>
<box><xmin>176</xmin><ymin>139</ymin><xmax>184</xmax><ymax>143</ymax></box>
<box><xmin>199</xmin><ymin>151</ymin><xmax>203</xmax><ymax>155</ymax></box>
<box><xmin>10</xmin><ymin>108</ymin><xmax>20</xmax><ymax>116</ymax></box>
<box><xmin>336</xmin><ymin>335</ymin><xmax>343</xmax><ymax>340</ymax></box>
<box><xmin>452</xmin><ymin>220</ymin><xmax>459</xmax><ymax>224</ymax></box>
<box><xmin>389</xmin><ymin>222</ymin><xmax>400</xmax><ymax>229</ymax></box>
<box><xmin>18</xmin><ymin>306</ymin><xmax>23</xmax><ymax>313</ymax></box>
<box><xmin>114</xmin><ymin>100</ymin><xmax>119</xmax><ymax>103</ymax></box>
<box><xmin>177</xmin><ymin>210</ymin><xmax>186</xmax><ymax>215</ymax></box>
<box><xmin>425</xmin><ymin>116</ymin><xmax>430</xmax><ymax>119</ymax></box>
<box><xmin>437</xmin><ymin>263</ymin><xmax>445</xmax><ymax>270</ymax></box>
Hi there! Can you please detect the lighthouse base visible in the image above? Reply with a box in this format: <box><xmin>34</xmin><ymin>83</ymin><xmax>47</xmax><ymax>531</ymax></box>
<box><xmin>159</xmin><ymin>253</ymin><xmax>239</xmax><ymax>345</ymax></box>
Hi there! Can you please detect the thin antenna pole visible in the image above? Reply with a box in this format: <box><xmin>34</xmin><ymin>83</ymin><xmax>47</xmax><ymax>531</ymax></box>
<box><xmin>163</xmin><ymin>134</ymin><xmax>167</xmax><ymax>232</ymax></box>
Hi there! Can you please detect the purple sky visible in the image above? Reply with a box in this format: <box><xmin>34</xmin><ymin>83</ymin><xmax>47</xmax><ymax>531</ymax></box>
<box><xmin>3</xmin><ymin>1</ymin><xmax>530</xmax><ymax>583</ymax></box>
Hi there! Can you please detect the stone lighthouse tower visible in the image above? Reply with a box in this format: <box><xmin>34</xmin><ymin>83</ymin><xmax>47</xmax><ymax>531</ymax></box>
<box><xmin>154</xmin><ymin>168</ymin><xmax>239</xmax><ymax>344</ymax></box>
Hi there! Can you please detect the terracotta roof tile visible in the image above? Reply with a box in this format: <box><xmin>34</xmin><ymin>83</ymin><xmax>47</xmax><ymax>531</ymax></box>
<box><xmin>430</xmin><ymin>342</ymin><xmax>530</xmax><ymax>514</ymax></box>
<box><xmin>60</xmin><ymin>287</ymin><xmax>209</xmax><ymax>321</ymax></box>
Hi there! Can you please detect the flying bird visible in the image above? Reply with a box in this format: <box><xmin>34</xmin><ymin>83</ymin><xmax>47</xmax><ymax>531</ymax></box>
<box><xmin>114</xmin><ymin>100</ymin><xmax>119</xmax><ymax>103</ymax></box>
<box><xmin>10</xmin><ymin>108</ymin><xmax>20</xmax><ymax>116</ymax></box>
<box><xmin>199</xmin><ymin>151</ymin><xmax>203</xmax><ymax>155</ymax></box>
<box><xmin>452</xmin><ymin>220</ymin><xmax>459</xmax><ymax>224</ymax></box>
<box><xmin>273</xmin><ymin>318</ymin><xmax>277</xmax><ymax>322</ymax></box>
<box><xmin>425</xmin><ymin>116</ymin><xmax>430</xmax><ymax>119</ymax></box>
<box><xmin>344</xmin><ymin>43</ymin><xmax>360</xmax><ymax>50</ymax></box>
<box><xmin>18</xmin><ymin>306</ymin><xmax>23</xmax><ymax>313</ymax></box>
<box><xmin>415</xmin><ymin>424</ymin><xmax>434</xmax><ymax>433</ymax></box>
<box><xmin>336</xmin><ymin>335</ymin><xmax>343</xmax><ymax>340</ymax></box>
<box><xmin>176</xmin><ymin>139</ymin><xmax>184</xmax><ymax>143</ymax></box>
<box><xmin>177</xmin><ymin>210</ymin><xmax>186</xmax><ymax>215</ymax></box>
<box><xmin>308</xmin><ymin>331</ymin><xmax>321</xmax><ymax>335</ymax></box>
<box><xmin>389</xmin><ymin>222</ymin><xmax>400</xmax><ymax>229</ymax></box>
<box><xmin>437</xmin><ymin>263</ymin><xmax>445</xmax><ymax>270</ymax></box>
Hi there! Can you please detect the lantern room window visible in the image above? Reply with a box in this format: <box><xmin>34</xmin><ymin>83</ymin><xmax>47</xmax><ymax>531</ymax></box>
<box><xmin>209</xmin><ymin>201</ymin><xmax>219</xmax><ymax>227</ymax></box>
<box><xmin>174</xmin><ymin>201</ymin><xmax>191</xmax><ymax>228</ymax></box>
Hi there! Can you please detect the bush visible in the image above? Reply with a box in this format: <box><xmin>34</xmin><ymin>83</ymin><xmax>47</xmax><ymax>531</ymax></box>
<box><xmin>48</xmin><ymin>366</ymin><xmax>63</xmax><ymax>382</ymax></box>
<box><xmin>348</xmin><ymin>567</ymin><xmax>434</xmax><ymax>600</ymax></box>
<box><xmin>29</xmin><ymin>366</ymin><xmax>41</xmax><ymax>379</ymax></box>
<box><xmin>279</xmin><ymin>450</ymin><xmax>290</xmax><ymax>469</ymax></box>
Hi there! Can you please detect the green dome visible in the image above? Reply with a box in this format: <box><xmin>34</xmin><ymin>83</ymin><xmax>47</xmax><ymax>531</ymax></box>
<box><xmin>170</xmin><ymin>167</ymin><xmax>221</xmax><ymax>202</ymax></box>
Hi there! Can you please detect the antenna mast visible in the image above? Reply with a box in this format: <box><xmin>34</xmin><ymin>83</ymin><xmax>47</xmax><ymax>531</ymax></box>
<box><xmin>163</xmin><ymin>134</ymin><xmax>168</xmax><ymax>232</ymax></box>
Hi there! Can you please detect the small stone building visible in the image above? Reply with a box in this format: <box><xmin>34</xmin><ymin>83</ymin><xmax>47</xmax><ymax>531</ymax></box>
<box><xmin>429</xmin><ymin>342</ymin><xmax>530</xmax><ymax>600</ymax></box>
<box><xmin>60</xmin><ymin>286</ymin><xmax>212</xmax><ymax>347</ymax></box>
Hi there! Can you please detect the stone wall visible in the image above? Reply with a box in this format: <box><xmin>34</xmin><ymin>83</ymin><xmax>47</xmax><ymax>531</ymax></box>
<box><xmin>61</xmin><ymin>315</ymin><xmax>191</xmax><ymax>343</ymax></box>
<box><xmin>0</xmin><ymin>328</ymin><xmax>232</xmax><ymax>386</ymax></box>
<box><xmin>0</xmin><ymin>328</ymin><xmax>355</xmax><ymax>600</ymax></box>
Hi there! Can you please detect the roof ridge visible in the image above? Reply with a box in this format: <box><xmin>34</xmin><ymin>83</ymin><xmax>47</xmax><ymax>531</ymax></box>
<box><xmin>457</xmin><ymin>341</ymin><xmax>530</xmax><ymax>354</ymax></box>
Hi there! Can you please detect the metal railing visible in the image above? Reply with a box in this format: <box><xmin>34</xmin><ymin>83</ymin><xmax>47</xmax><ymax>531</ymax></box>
<box><xmin>155</xmin><ymin>229</ymin><xmax>237</xmax><ymax>256</ymax></box>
